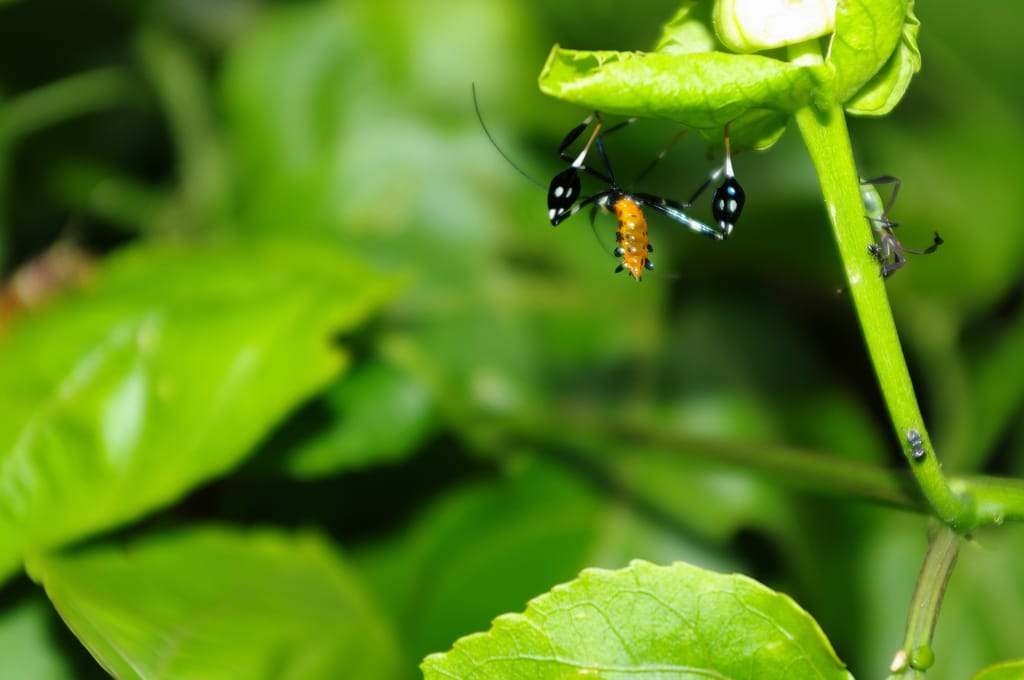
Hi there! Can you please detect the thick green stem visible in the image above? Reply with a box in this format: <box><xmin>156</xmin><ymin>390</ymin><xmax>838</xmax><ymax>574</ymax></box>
<box><xmin>788</xmin><ymin>43</ymin><xmax>973</xmax><ymax>529</ymax></box>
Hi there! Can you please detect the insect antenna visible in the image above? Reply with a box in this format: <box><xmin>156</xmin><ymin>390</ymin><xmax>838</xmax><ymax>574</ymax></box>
<box><xmin>471</xmin><ymin>83</ymin><xmax>544</xmax><ymax>189</ymax></box>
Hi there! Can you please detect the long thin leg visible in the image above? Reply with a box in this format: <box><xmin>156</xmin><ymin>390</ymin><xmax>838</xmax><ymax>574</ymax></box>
<box><xmin>686</xmin><ymin>124</ymin><xmax>739</xmax><ymax>206</ymax></box>
<box><xmin>548</xmin><ymin>113</ymin><xmax>606</xmax><ymax>224</ymax></box>
<box><xmin>629</xmin><ymin>129</ymin><xmax>688</xmax><ymax>191</ymax></box>
<box><xmin>684</xmin><ymin>170</ymin><xmax>719</xmax><ymax>207</ymax></box>
<box><xmin>551</xmin><ymin>188</ymin><xmax>617</xmax><ymax>226</ymax></box>
<box><xmin>638</xmin><ymin>195</ymin><xmax>724</xmax><ymax>240</ymax></box>
<box><xmin>550</xmin><ymin>113</ymin><xmax>639</xmax><ymax>224</ymax></box>
<box><xmin>681</xmin><ymin>126</ymin><xmax>744</xmax><ymax>238</ymax></box>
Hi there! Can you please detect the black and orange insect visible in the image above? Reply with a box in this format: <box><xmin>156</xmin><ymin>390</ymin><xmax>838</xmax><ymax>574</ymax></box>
<box><xmin>473</xmin><ymin>85</ymin><xmax>741</xmax><ymax>281</ymax></box>
<box><xmin>861</xmin><ymin>176</ymin><xmax>942</xmax><ymax>277</ymax></box>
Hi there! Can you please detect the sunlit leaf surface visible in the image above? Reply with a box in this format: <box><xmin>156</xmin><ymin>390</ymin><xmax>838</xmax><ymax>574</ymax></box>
<box><xmin>538</xmin><ymin>46</ymin><xmax>823</xmax><ymax>141</ymax></box>
<box><xmin>422</xmin><ymin>560</ymin><xmax>853</xmax><ymax>679</ymax></box>
<box><xmin>829</xmin><ymin>0</ymin><xmax>908</xmax><ymax>104</ymax></box>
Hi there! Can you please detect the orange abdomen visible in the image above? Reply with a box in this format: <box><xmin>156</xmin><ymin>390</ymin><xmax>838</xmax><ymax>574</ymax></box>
<box><xmin>613</xmin><ymin>197</ymin><xmax>652</xmax><ymax>281</ymax></box>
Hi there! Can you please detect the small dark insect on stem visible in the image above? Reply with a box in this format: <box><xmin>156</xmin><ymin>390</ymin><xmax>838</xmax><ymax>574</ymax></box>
<box><xmin>861</xmin><ymin>176</ymin><xmax>942</xmax><ymax>278</ymax></box>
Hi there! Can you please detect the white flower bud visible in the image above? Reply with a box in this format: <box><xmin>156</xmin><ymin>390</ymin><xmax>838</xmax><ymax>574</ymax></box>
<box><xmin>715</xmin><ymin>0</ymin><xmax>838</xmax><ymax>53</ymax></box>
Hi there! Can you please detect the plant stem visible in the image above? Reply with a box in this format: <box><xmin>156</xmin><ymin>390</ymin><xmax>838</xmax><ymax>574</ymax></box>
<box><xmin>788</xmin><ymin>42</ymin><xmax>973</xmax><ymax>529</ymax></box>
<box><xmin>545</xmin><ymin>412</ymin><xmax>923</xmax><ymax>511</ymax></box>
<box><xmin>887</xmin><ymin>522</ymin><xmax>960</xmax><ymax>677</ymax></box>
<box><xmin>0</xmin><ymin>68</ymin><xmax>139</xmax><ymax>141</ymax></box>
<box><xmin>951</xmin><ymin>475</ymin><xmax>1024</xmax><ymax>526</ymax></box>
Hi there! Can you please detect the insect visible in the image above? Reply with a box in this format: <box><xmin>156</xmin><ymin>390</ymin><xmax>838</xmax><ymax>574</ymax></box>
<box><xmin>682</xmin><ymin>125</ymin><xmax>745</xmax><ymax>239</ymax></box>
<box><xmin>546</xmin><ymin>112</ymin><xmax>665</xmax><ymax>279</ymax></box>
<box><xmin>861</xmin><ymin>176</ymin><xmax>943</xmax><ymax>277</ymax></box>
<box><xmin>906</xmin><ymin>428</ymin><xmax>927</xmax><ymax>461</ymax></box>
<box><xmin>473</xmin><ymin>85</ymin><xmax>740</xmax><ymax>281</ymax></box>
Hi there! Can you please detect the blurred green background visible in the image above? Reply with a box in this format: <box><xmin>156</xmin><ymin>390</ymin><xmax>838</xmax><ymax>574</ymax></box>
<box><xmin>1</xmin><ymin>1</ymin><xmax>1022</xmax><ymax>678</ymax></box>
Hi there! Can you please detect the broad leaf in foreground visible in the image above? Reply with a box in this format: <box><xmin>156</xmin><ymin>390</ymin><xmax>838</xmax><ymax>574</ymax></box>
<box><xmin>27</xmin><ymin>525</ymin><xmax>400</xmax><ymax>680</ymax></box>
<box><xmin>0</xmin><ymin>239</ymin><xmax>398</xmax><ymax>582</ymax></box>
<box><xmin>422</xmin><ymin>559</ymin><xmax>853</xmax><ymax>679</ymax></box>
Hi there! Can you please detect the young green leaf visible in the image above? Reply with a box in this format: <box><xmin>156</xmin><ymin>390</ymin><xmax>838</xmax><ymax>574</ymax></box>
<box><xmin>283</xmin><ymin>359</ymin><xmax>437</xmax><ymax>478</ymax></box>
<box><xmin>538</xmin><ymin>46</ymin><xmax>824</xmax><ymax>148</ymax></box>
<box><xmin>422</xmin><ymin>559</ymin><xmax>853</xmax><ymax>679</ymax></box>
<box><xmin>844</xmin><ymin>3</ymin><xmax>921</xmax><ymax>116</ymax></box>
<box><xmin>27</xmin><ymin>526</ymin><xmax>401</xmax><ymax>680</ymax></box>
<box><xmin>0</xmin><ymin>240</ymin><xmax>399</xmax><ymax>582</ymax></box>
<box><xmin>653</xmin><ymin>2</ymin><xmax>717</xmax><ymax>55</ymax></box>
<box><xmin>828</xmin><ymin>0</ymin><xmax>910</xmax><ymax>106</ymax></box>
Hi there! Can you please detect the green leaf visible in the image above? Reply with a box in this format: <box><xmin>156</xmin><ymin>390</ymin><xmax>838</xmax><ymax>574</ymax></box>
<box><xmin>283</xmin><ymin>359</ymin><xmax>437</xmax><ymax>478</ymax></box>
<box><xmin>653</xmin><ymin>2</ymin><xmax>717</xmax><ymax>55</ymax></box>
<box><xmin>358</xmin><ymin>458</ymin><xmax>737</xmax><ymax>671</ymax></box>
<box><xmin>422</xmin><ymin>559</ymin><xmax>853</xmax><ymax>679</ymax></box>
<box><xmin>0</xmin><ymin>240</ymin><xmax>398</xmax><ymax>581</ymax></box>
<box><xmin>27</xmin><ymin>525</ymin><xmax>400</xmax><ymax>680</ymax></box>
<box><xmin>844</xmin><ymin>2</ymin><xmax>921</xmax><ymax>115</ymax></box>
<box><xmin>828</xmin><ymin>0</ymin><xmax>910</xmax><ymax>106</ymax></box>
<box><xmin>538</xmin><ymin>46</ymin><xmax>824</xmax><ymax>147</ymax></box>
<box><xmin>972</xmin><ymin>660</ymin><xmax>1024</xmax><ymax>680</ymax></box>
<box><xmin>0</xmin><ymin>595</ymin><xmax>74</xmax><ymax>680</ymax></box>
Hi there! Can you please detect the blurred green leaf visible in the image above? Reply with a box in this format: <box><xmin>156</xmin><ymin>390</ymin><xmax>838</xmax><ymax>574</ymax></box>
<box><xmin>964</xmin><ymin>310</ymin><xmax>1024</xmax><ymax>471</ymax></box>
<box><xmin>0</xmin><ymin>239</ymin><xmax>399</xmax><ymax>581</ymax></box>
<box><xmin>356</xmin><ymin>458</ymin><xmax>606</xmax><ymax>667</ymax></box>
<box><xmin>27</xmin><ymin>525</ymin><xmax>400</xmax><ymax>680</ymax></box>
<box><xmin>354</xmin><ymin>457</ymin><xmax>737</xmax><ymax>672</ymax></box>
<box><xmin>844</xmin><ymin>2</ymin><xmax>921</xmax><ymax>115</ymax></box>
<box><xmin>50</xmin><ymin>160</ymin><xmax>171</xmax><ymax>234</ymax></box>
<box><xmin>973</xmin><ymin>660</ymin><xmax>1024</xmax><ymax>680</ymax></box>
<box><xmin>283</xmin><ymin>359</ymin><xmax>437</xmax><ymax>478</ymax></box>
<box><xmin>0</xmin><ymin>595</ymin><xmax>73</xmax><ymax>680</ymax></box>
<box><xmin>421</xmin><ymin>559</ymin><xmax>853</xmax><ymax>679</ymax></box>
